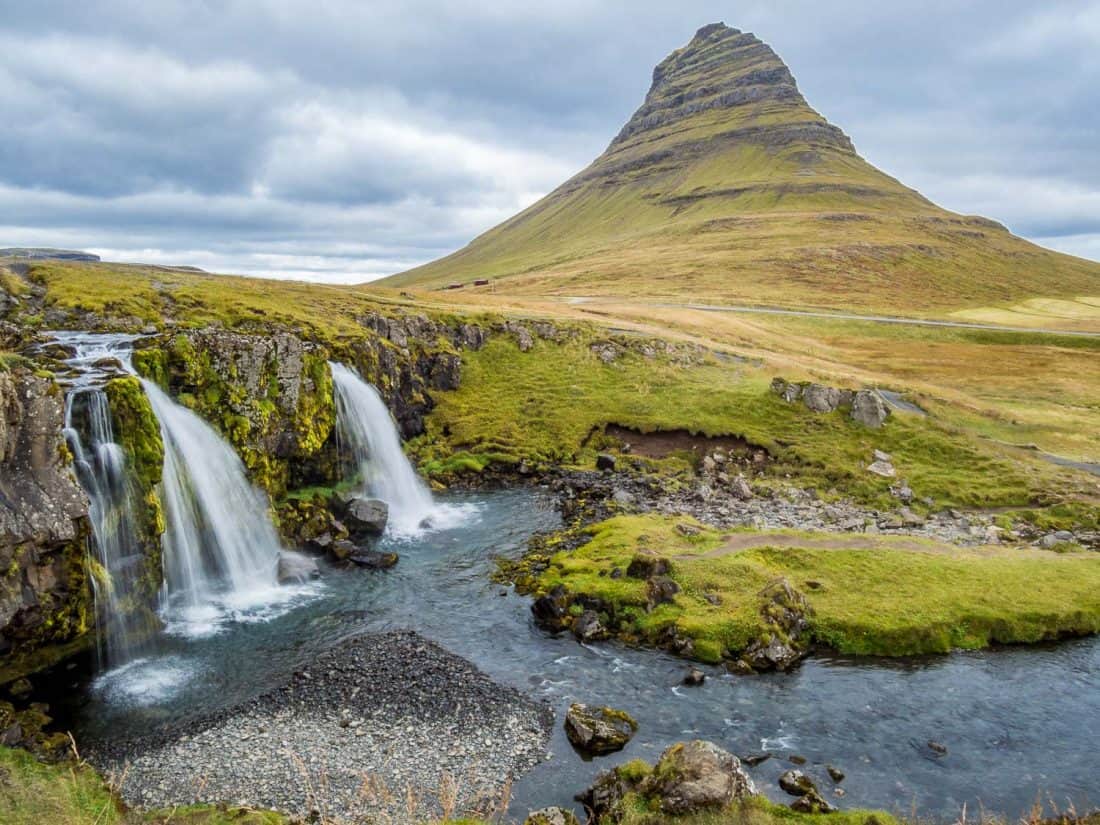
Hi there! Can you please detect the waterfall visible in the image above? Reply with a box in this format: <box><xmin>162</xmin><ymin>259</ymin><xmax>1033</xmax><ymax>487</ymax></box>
<box><xmin>64</xmin><ymin>386</ymin><xmax>156</xmax><ymax>666</ymax></box>
<box><xmin>52</xmin><ymin>331</ymin><xmax>304</xmax><ymax>652</ymax></box>
<box><xmin>139</xmin><ymin>378</ymin><xmax>284</xmax><ymax>630</ymax></box>
<box><xmin>329</xmin><ymin>362</ymin><xmax>440</xmax><ymax>536</ymax></box>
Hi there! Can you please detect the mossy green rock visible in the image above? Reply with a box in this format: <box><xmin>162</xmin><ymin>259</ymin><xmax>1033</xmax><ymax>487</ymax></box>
<box><xmin>564</xmin><ymin>703</ymin><xmax>638</xmax><ymax>756</ymax></box>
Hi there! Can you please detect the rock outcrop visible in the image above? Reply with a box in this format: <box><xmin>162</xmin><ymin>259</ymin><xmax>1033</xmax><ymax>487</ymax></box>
<box><xmin>564</xmin><ymin>703</ymin><xmax>637</xmax><ymax>756</ymax></box>
<box><xmin>0</xmin><ymin>369</ymin><xmax>92</xmax><ymax>678</ymax></box>
<box><xmin>771</xmin><ymin>378</ymin><xmax>891</xmax><ymax>428</ymax></box>
<box><xmin>576</xmin><ymin>739</ymin><xmax>755</xmax><ymax>821</ymax></box>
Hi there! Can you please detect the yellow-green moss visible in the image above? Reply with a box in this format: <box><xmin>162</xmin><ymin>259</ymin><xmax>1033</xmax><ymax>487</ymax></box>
<box><xmin>534</xmin><ymin>515</ymin><xmax>1100</xmax><ymax>660</ymax></box>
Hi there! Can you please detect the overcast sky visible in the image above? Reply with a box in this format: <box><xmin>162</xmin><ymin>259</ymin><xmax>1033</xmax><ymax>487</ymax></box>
<box><xmin>2</xmin><ymin>1</ymin><xmax>1098</xmax><ymax>282</ymax></box>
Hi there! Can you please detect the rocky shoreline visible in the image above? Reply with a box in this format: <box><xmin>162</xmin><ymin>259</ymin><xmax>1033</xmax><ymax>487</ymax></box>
<box><xmin>89</xmin><ymin>630</ymin><xmax>553</xmax><ymax>823</ymax></box>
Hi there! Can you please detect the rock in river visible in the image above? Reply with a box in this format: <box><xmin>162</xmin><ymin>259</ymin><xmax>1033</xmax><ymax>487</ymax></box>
<box><xmin>564</xmin><ymin>703</ymin><xmax>637</xmax><ymax>756</ymax></box>
<box><xmin>343</xmin><ymin>497</ymin><xmax>389</xmax><ymax>537</ymax></box>
<box><xmin>641</xmin><ymin>740</ymin><xmax>756</xmax><ymax>815</ymax></box>
<box><xmin>277</xmin><ymin>551</ymin><xmax>320</xmax><ymax>583</ymax></box>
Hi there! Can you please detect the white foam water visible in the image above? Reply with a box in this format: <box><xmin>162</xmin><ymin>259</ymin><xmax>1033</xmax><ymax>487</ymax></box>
<box><xmin>329</xmin><ymin>361</ymin><xmax>476</xmax><ymax>537</ymax></box>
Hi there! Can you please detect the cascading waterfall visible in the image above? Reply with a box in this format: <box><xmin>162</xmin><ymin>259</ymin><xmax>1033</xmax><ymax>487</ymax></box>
<box><xmin>64</xmin><ymin>385</ymin><xmax>156</xmax><ymax>666</ymax></box>
<box><xmin>53</xmin><ymin>332</ymin><xmax>306</xmax><ymax>660</ymax></box>
<box><xmin>329</xmin><ymin>362</ymin><xmax>445</xmax><ymax>536</ymax></box>
<box><xmin>139</xmin><ymin>378</ymin><xmax>284</xmax><ymax>630</ymax></box>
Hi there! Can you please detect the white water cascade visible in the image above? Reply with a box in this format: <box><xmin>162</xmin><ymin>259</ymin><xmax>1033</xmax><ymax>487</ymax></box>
<box><xmin>53</xmin><ymin>332</ymin><xmax>153</xmax><ymax>666</ymax></box>
<box><xmin>329</xmin><ymin>362</ymin><xmax>456</xmax><ymax>536</ymax></box>
<box><xmin>65</xmin><ymin>386</ymin><xmax>155</xmax><ymax>666</ymax></box>
<box><xmin>139</xmin><ymin>378</ymin><xmax>287</xmax><ymax>631</ymax></box>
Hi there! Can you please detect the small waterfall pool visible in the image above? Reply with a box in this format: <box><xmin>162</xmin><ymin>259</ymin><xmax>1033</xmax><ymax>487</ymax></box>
<box><xmin>53</xmin><ymin>488</ymin><xmax>1100</xmax><ymax>821</ymax></box>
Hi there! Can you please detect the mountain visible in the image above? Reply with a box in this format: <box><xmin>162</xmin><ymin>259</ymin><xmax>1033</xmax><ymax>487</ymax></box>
<box><xmin>383</xmin><ymin>23</ymin><xmax>1100</xmax><ymax>313</ymax></box>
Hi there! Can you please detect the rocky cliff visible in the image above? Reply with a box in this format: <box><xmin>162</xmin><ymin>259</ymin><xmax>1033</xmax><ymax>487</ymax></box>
<box><xmin>0</xmin><ymin>369</ymin><xmax>92</xmax><ymax>680</ymax></box>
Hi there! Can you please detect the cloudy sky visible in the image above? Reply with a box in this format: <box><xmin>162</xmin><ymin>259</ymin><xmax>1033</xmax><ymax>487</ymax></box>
<box><xmin>2</xmin><ymin>1</ymin><xmax>1098</xmax><ymax>282</ymax></box>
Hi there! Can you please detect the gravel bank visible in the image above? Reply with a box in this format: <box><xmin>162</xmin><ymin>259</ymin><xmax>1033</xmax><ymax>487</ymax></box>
<box><xmin>90</xmin><ymin>630</ymin><xmax>552</xmax><ymax>823</ymax></box>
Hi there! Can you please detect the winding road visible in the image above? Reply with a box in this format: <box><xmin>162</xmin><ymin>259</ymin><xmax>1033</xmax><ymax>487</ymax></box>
<box><xmin>563</xmin><ymin>297</ymin><xmax>1100</xmax><ymax>338</ymax></box>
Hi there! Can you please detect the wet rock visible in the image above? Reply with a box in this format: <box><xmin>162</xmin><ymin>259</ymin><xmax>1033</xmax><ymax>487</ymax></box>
<box><xmin>344</xmin><ymin>497</ymin><xmax>389</xmax><ymax>537</ymax></box>
<box><xmin>683</xmin><ymin>667</ymin><xmax>706</xmax><ymax>686</ymax></box>
<box><xmin>741</xmin><ymin>752</ymin><xmax>771</xmax><ymax>767</ymax></box>
<box><xmin>626</xmin><ymin>554</ymin><xmax>670</xmax><ymax>579</ymax></box>
<box><xmin>524</xmin><ymin>807</ymin><xmax>579</xmax><ymax>825</ymax></box>
<box><xmin>640</xmin><ymin>740</ymin><xmax>755</xmax><ymax>815</ymax></box>
<box><xmin>778</xmin><ymin>769</ymin><xmax>816</xmax><ymax>796</ymax></box>
<box><xmin>596</xmin><ymin>453</ymin><xmax>617</xmax><ymax>472</ymax></box>
<box><xmin>531</xmin><ymin>586</ymin><xmax>572</xmax><ymax>633</ymax></box>
<box><xmin>791</xmin><ymin>789</ymin><xmax>836</xmax><ymax>813</ymax></box>
<box><xmin>347</xmin><ymin>548</ymin><xmax>399</xmax><ymax>570</ymax></box>
<box><xmin>927</xmin><ymin>740</ymin><xmax>948</xmax><ymax>755</ymax></box>
<box><xmin>564</xmin><ymin>703</ymin><xmax>637</xmax><ymax>756</ymax></box>
<box><xmin>851</xmin><ymin>390</ymin><xmax>890</xmax><ymax>428</ymax></box>
<box><xmin>827</xmin><ymin>764</ymin><xmax>845</xmax><ymax>783</ymax></box>
<box><xmin>572</xmin><ymin>610</ymin><xmax>610</xmax><ymax>643</ymax></box>
<box><xmin>277</xmin><ymin>551</ymin><xmax>320</xmax><ymax>583</ymax></box>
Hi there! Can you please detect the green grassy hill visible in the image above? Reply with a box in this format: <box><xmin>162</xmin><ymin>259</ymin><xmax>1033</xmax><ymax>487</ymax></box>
<box><xmin>383</xmin><ymin>23</ymin><xmax>1100</xmax><ymax>314</ymax></box>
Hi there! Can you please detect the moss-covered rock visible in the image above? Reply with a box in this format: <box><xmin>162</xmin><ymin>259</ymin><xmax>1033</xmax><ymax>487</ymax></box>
<box><xmin>0</xmin><ymin>370</ymin><xmax>94</xmax><ymax>683</ymax></box>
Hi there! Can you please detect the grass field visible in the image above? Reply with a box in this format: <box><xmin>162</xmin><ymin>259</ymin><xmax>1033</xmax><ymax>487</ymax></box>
<box><xmin>534</xmin><ymin>515</ymin><xmax>1100</xmax><ymax>660</ymax></box>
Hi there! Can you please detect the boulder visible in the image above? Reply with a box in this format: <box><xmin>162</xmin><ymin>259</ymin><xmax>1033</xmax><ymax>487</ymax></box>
<box><xmin>596</xmin><ymin>453</ymin><xmax>617</xmax><ymax>472</ymax></box>
<box><xmin>576</xmin><ymin>769</ymin><xmax>633</xmax><ymax>820</ymax></box>
<box><xmin>640</xmin><ymin>740</ymin><xmax>756</xmax><ymax>815</ymax></box>
<box><xmin>827</xmin><ymin>764</ymin><xmax>845</xmax><ymax>783</ymax></box>
<box><xmin>344</xmin><ymin>497</ymin><xmax>389</xmax><ymax>537</ymax></box>
<box><xmin>867</xmin><ymin>460</ymin><xmax>896</xmax><ymax>478</ymax></box>
<box><xmin>348</xmin><ymin>548</ymin><xmax>399</xmax><ymax>570</ymax></box>
<box><xmin>564</xmin><ymin>703</ymin><xmax>637</xmax><ymax>756</ymax></box>
<box><xmin>523</xmin><ymin>807</ymin><xmax>579</xmax><ymax>825</ymax></box>
<box><xmin>729</xmin><ymin>475</ymin><xmax>753</xmax><ymax>500</ymax></box>
<box><xmin>572</xmin><ymin>610</ymin><xmax>610</xmax><ymax>643</ymax></box>
<box><xmin>851</xmin><ymin>390</ymin><xmax>889</xmax><ymax>428</ymax></box>
<box><xmin>803</xmin><ymin>384</ymin><xmax>841</xmax><ymax>413</ymax></box>
<box><xmin>683</xmin><ymin>667</ymin><xmax>706</xmax><ymax>686</ymax></box>
<box><xmin>277</xmin><ymin>551</ymin><xmax>320</xmax><ymax>583</ymax></box>
<box><xmin>778</xmin><ymin>769</ymin><xmax>816</xmax><ymax>796</ymax></box>
<box><xmin>791</xmin><ymin>789</ymin><xmax>836</xmax><ymax>813</ymax></box>
<box><xmin>531</xmin><ymin>586</ymin><xmax>573</xmax><ymax>633</ymax></box>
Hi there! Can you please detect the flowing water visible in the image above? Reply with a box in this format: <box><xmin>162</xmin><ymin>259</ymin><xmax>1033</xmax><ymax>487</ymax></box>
<box><xmin>139</xmin><ymin>377</ymin><xmax>295</xmax><ymax>635</ymax></box>
<box><xmin>44</xmin><ymin>334</ymin><xmax>1100</xmax><ymax>820</ymax></box>
<box><xmin>330</xmin><ymin>361</ymin><xmax>468</xmax><ymax>535</ymax></box>
<box><xmin>57</xmin><ymin>489</ymin><xmax>1100</xmax><ymax>820</ymax></box>
<box><xmin>53</xmin><ymin>332</ymin><xmax>153</xmax><ymax>666</ymax></box>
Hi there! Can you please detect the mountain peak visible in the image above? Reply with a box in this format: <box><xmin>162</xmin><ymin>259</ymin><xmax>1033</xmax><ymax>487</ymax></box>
<box><xmin>610</xmin><ymin>22</ymin><xmax>851</xmax><ymax>154</ymax></box>
<box><xmin>384</xmin><ymin>24</ymin><xmax>1100</xmax><ymax>313</ymax></box>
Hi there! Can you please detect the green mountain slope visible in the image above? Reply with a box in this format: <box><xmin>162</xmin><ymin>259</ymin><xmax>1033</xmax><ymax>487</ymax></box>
<box><xmin>383</xmin><ymin>23</ymin><xmax>1100</xmax><ymax>314</ymax></box>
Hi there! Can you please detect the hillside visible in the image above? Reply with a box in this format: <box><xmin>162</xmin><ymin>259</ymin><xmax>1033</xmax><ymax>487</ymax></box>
<box><xmin>384</xmin><ymin>23</ymin><xmax>1100</xmax><ymax>314</ymax></box>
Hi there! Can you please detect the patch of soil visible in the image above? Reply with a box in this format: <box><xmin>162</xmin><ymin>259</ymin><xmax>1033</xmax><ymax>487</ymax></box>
<box><xmin>600</xmin><ymin>424</ymin><xmax>766</xmax><ymax>460</ymax></box>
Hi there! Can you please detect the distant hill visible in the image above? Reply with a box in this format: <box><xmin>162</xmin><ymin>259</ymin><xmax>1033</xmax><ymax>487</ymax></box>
<box><xmin>1</xmin><ymin>247</ymin><xmax>100</xmax><ymax>262</ymax></box>
<box><xmin>383</xmin><ymin>23</ymin><xmax>1100</xmax><ymax>313</ymax></box>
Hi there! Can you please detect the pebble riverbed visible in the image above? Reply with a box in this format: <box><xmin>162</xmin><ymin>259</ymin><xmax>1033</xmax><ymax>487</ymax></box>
<box><xmin>90</xmin><ymin>630</ymin><xmax>553</xmax><ymax>822</ymax></box>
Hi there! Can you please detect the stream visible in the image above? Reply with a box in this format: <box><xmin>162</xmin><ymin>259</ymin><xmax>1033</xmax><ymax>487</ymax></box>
<box><xmin>54</xmin><ymin>488</ymin><xmax>1099</xmax><ymax>820</ymax></box>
